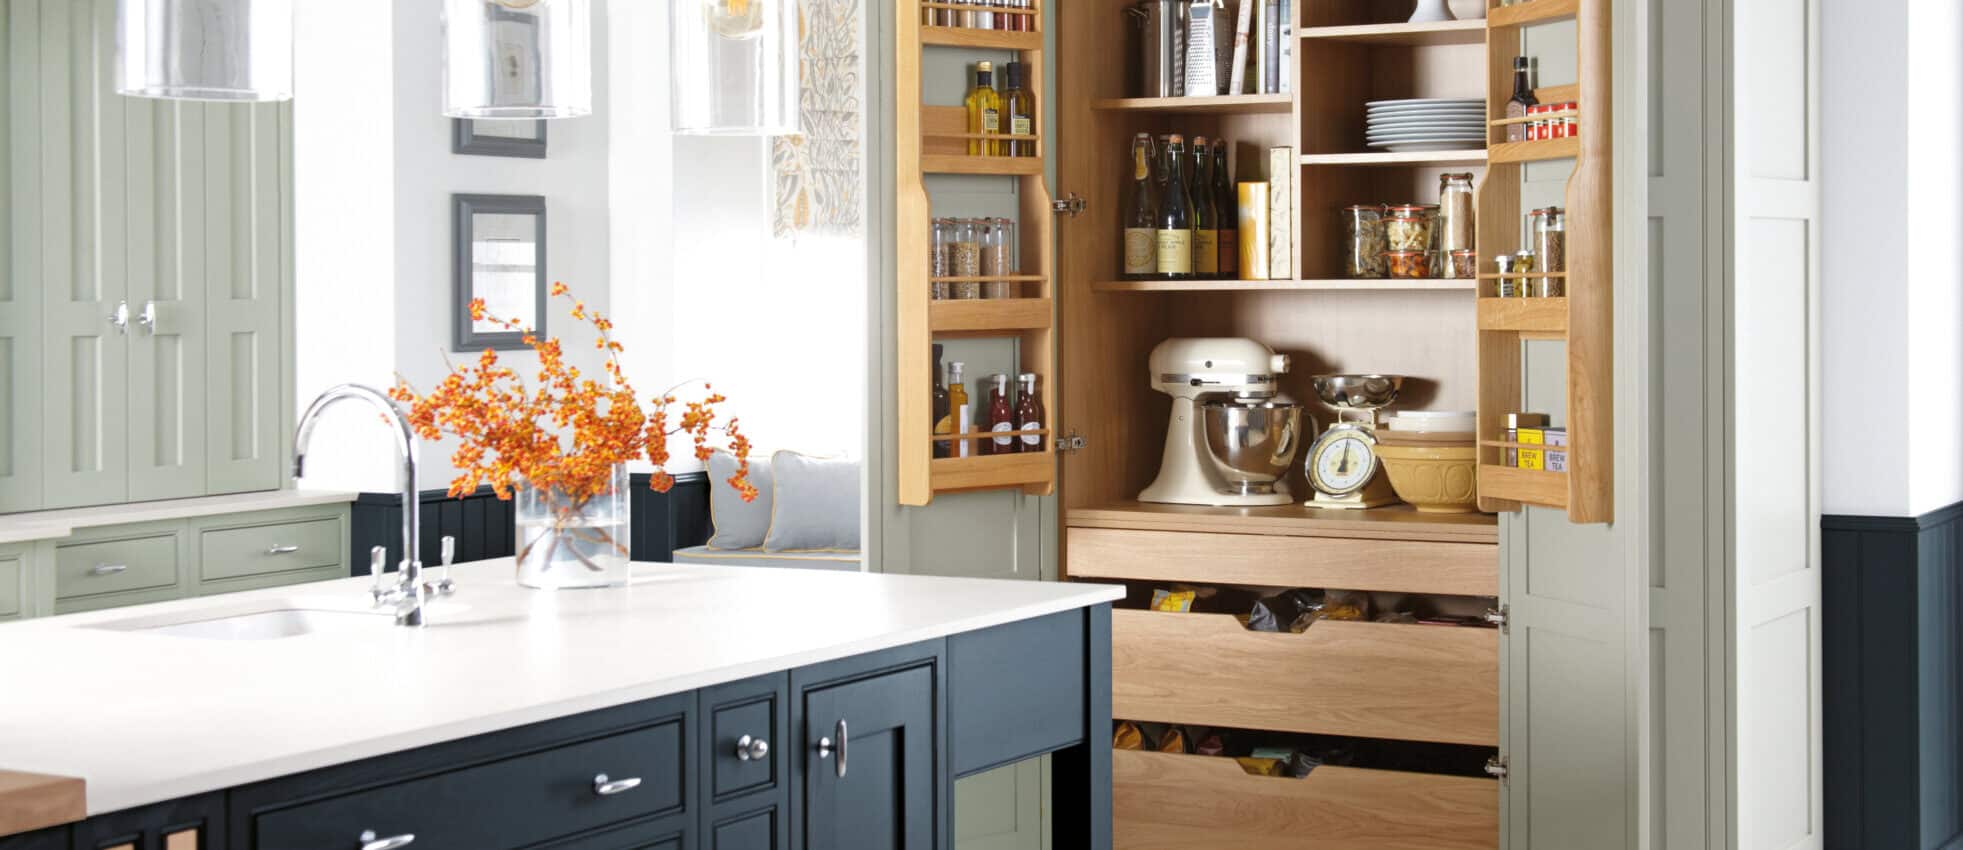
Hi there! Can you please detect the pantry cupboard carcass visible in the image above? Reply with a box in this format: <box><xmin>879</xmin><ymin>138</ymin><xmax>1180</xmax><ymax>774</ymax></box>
<box><xmin>891</xmin><ymin>0</ymin><xmax>1617</xmax><ymax>847</ymax></box>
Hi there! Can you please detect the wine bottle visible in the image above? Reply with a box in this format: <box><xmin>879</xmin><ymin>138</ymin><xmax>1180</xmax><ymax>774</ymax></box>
<box><xmin>1191</xmin><ymin>136</ymin><xmax>1219</xmax><ymax>278</ymax></box>
<box><xmin>1123</xmin><ymin>133</ymin><xmax>1159</xmax><ymax>279</ymax></box>
<box><xmin>1155</xmin><ymin>134</ymin><xmax>1196</xmax><ymax>280</ymax></box>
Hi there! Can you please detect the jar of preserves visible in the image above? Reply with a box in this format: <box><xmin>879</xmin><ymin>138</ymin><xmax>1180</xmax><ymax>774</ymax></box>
<box><xmin>1511</xmin><ymin>250</ymin><xmax>1538</xmax><ymax>295</ymax></box>
<box><xmin>1343</xmin><ymin>205</ymin><xmax>1387</xmax><ymax>278</ymax></box>
<box><xmin>1436</xmin><ymin>173</ymin><xmax>1475</xmax><ymax>254</ymax></box>
<box><xmin>949</xmin><ymin>219</ymin><xmax>982</xmax><ymax>299</ymax></box>
<box><xmin>1384</xmin><ymin>204</ymin><xmax>1432</xmax><ymax>253</ymax></box>
<box><xmin>1384</xmin><ymin>250</ymin><xmax>1431</xmax><ymax>279</ymax></box>
<box><xmin>1447</xmin><ymin>249</ymin><xmax>1478</xmax><ymax>280</ymax></box>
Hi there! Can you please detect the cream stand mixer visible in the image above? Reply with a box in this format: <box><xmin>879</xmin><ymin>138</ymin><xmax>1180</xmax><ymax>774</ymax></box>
<box><xmin>1139</xmin><ymin>338</ymin><xmax>1301</xmax><ymax>507</ymax></box>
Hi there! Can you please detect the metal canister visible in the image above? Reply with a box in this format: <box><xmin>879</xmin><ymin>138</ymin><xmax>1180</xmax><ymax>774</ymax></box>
<box><xmin>1133</xmin><ymin>0</ymin><xmax>1181</xmax><ymax>98</ymax></box>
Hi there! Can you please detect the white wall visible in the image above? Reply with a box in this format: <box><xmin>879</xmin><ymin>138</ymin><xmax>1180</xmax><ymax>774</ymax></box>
<box><xmin>1822</xmin><ymin>0</ymin><xmax>1963</xmax><ymax>517</ymax></box>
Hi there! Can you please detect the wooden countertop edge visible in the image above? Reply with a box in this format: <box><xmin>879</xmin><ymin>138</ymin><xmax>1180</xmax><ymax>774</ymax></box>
<box><xmin>1064</xmin><ymin>504</ymin><xmax>1501</xmax><ymax>545</ymax></box>
<box><xmin>0</xmin><ymin>771</ymin><xmax>86</xmax><ymax>837</ymax></box>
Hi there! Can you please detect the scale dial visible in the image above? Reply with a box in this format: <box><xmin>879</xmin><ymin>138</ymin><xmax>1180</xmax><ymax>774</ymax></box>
<box><xmin>1307</xmin><ymin>425</ymin><xmax>1380</xmax><ymax>497</ymax></box>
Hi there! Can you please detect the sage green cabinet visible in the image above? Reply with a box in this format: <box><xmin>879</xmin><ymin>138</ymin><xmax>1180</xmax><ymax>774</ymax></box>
<box><xmin>0</xmin><ymin>545</ymin><xmax>25</xmax><ymax>620</ymax></box>
<box><xmin>2</xmin><ymin>0</ymin><xmax>291</xmax><ymax>512</ymax></box>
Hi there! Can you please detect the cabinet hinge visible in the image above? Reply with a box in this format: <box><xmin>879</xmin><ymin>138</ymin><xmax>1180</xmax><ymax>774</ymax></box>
<box><xmin>1051</xmin><ymin>193</ymin><xmax>1086</xmax><ymax>217</ymax></box>
<box><xmin>1484</xmin><ymin>605</ymin><xmax>1508</xmax><ymax>633</ymax></box>
<box><xmin>1485</xmin><ymin>755</ymin><xmax>1509</xmax><ymax>782</ymax></box>
<box><xmin>1054</xmin><ymin>429</ymin><xmax>1087</xmax><ymax>453</ymax></box>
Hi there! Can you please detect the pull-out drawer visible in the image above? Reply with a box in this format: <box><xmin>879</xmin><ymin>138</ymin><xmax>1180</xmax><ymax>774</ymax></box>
<box><xmin>1112</xmin><ymin>609</ymin><xmax>1498</xmax><ymax>746</ymax></box>
<box><xmin>199</xmin><ymin>518</ymin><xmax>343</xmax><ymax>580</ymax></box>
<box><xmin>53</xmin><ymin>534</ymin><xmax>178</xmax><ymax>600</ymax></box>
<box><xmin>252</xmin><ymin>720</ymin><xmax>685</xmax><ymax>849</ymax></box>
<box><xmin>1067</xmin><ymin>527</ymin><xmax>1497</xmax><ymax>597</ymax></box>
<box><xmin>1113</xmin><ymin>749</ymin><xmax>1497</xmax><ymax>850</ymax></box>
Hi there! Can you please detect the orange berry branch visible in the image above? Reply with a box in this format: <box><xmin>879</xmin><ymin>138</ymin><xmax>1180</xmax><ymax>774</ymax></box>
<box><xmin>389</xmin><ymin>282</ymin><xmax>757</xmax><ymax>507</ymax></box>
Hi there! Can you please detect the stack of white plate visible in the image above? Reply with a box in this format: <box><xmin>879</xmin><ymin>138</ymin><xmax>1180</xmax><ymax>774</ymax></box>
<box><xmin>1365</xmin><ymin>98</ymin><xmax>1486</xmax><ymax>153</ymax></box>
<box><xmin>1384</xmin><ymin>410</ymin><xmax>1477</xmax><ymax>434</ymax></box>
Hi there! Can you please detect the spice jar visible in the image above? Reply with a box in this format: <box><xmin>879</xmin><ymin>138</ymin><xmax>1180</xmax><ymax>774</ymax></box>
<box><xmin>982</xmin><ymin>218</ymin><xmax>1017</xmax><ymax>299</ymax></box>
<box><xmin>1447</xmin><ymin>249</ymin><xmax>1478</xmax><ymax>280</ymax></box>
<box><xmin>949</xmin><ymin>219</ymin><xmax>982</xmax><ymax>299</ymax></box>
<box><xmin>1533</xmin><ymin>206</ymin><xmax>1567</xmax><ymax>274</ymax></box>
<box><xmin>930</xmin><ymin>218</ymin><xmax>953</xmax><ymax>300</ymax></box>
<box><xmin>1385</xmin><ymin>205</ymin><xmax>1432</xmax><ymax>253</ymax></box>
<box><xmin>1343</xmin><ymin>205</ymin><xmax>1387</xmax><ymax>278</ymax></box>
<box><xmin>1493</xmin><ymin>253</ymin><xmax>1520</xmax><ymax>298</ymax></box>
<box><xmin>1436</xmin><ymin>173</ymin><xmax>1476</xmax><ymax>255</ymax></box>
<box><xmin>1384</xmin><ymin>250</ymin><xmax>1431</xmax><ymax>279</ymax></box>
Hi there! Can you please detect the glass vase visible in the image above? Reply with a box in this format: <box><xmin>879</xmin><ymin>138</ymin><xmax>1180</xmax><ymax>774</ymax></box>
<box><xmin>515</xmin><ymin>464</ymin><xmax>631</xmax><ymax>589</ymax></box>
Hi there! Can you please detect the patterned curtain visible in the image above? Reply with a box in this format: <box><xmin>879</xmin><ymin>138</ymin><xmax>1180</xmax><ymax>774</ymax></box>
<box><xmin>771</xmin><ymin>0</ymin><xmax>864</xmax><ymax>238</ymax></box>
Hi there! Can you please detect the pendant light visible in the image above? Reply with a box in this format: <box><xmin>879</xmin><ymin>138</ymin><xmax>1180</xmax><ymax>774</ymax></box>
<box><xmin>670</xmin><ymin>0</ymin><xmax>801</xmax><ymax>136</ymax></box>
<box><xmin>444</xmin><ymin>0</ymin><xmax>593</xmax><ymax>119</ymax></box>
<box><xmin>116</xmin><ymin>0</ymin><xmax>295</xmax><ymax>102</ymax></box>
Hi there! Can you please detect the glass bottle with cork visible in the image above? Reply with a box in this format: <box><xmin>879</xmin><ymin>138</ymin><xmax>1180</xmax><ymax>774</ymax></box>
<box><xmin>1155</xmin><ymin>134</ymin><xmax>1196</xmax><ymax>280</ymax></box>
<box><xmin>1123</xmin><ymin>133</ymin><xmax>1159</xmax><ymax>279</ymax></box>
<box><xmin>965</xmin><ymin>61</ymin><xmax>1002</xmax><ymax>156</ymax></box>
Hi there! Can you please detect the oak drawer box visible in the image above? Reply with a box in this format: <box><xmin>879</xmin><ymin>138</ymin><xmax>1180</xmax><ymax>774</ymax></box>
<box><xmin>1112</xmin><ymin>609</ymin><xmax>1499</xmax><ymax>746</ymax></box>
<box><xmin>1066</xmin><ymin>528</ymin><xmax>1498</xmax><ymax>597</ymax></box>
<box><xmin>199</xmin><ymin>519</ymin><xmax>342</xmax><ymax>580</ymax></box>
<box><xmin>53</xmin><ymin>535</ymin><xmax>178</xmax><ymax>600</ymax></box>
<box><xmin>1113</xmin><ymin>750</ymin><xmax>1498</xmax><ymax>850</ymax></box>
<box><xmin>252</xmin><ymin>719</ymin><xmax>686</xmax><ymax>850</ymax></box>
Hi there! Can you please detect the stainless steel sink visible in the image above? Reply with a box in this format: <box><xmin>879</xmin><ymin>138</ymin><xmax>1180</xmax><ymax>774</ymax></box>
<box><xmin>93</xmin><ymin>607</ymin><xmax>394</xmax><ymax>640</ymax></box>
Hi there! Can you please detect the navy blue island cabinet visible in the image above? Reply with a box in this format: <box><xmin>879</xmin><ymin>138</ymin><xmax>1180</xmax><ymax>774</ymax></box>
<box><xmin>0</xmin><ymin>606</ymin><xmax>1112</xmax><ymax>850</ymax></box>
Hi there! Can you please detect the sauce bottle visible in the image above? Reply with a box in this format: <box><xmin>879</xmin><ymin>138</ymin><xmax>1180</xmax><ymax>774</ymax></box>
<box><xmin>945</xmin><ymin>362</ymin><xmax>971</xmax><ymax>458</ymax></box>
<box><xmin>1015</xmin><ymin>373</ymin><xmax>1044</xmax><ymax>453</ymax></box>
<box><xmin>986</xmin><ymin>373</ymin><xmax>1017</xmax><ymax>455</ymax></box>
<box><xmin>932</xmin><ymin>344</ymin><xmax>950</xmax><ymax>459</ymax></box>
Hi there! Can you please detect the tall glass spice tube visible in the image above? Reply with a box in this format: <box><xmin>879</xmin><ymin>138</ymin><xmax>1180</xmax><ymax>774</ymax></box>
<box><xmin>950</xmin><ymin>219</ymin><xmax>982</xmax><ymax>299</ymax></box>
<box><xmin>982</xmin><ymin>219</ymin><xmax>1016</xmax><ymax>299</ymax></box>
<box><xmin>930</xmin><ymin>218</ymin><xmax>952</xmax><ymax>300</ymax></box>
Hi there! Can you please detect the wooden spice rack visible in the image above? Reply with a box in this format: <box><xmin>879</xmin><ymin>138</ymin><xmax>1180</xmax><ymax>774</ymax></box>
<box><xmin>897</xmin><ymin>0</ymin><xmax>1056</xmax><ymax>505</ymax></box>
<box><xmin>1473</xmin><ymin>0</ymin><xmax>1613</xmax><ymax>522</ymax></box>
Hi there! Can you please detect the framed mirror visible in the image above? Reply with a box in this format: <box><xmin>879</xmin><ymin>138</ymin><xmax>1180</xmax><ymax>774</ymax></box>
<box><xmin>452</xmin><ymin>193</ymin><xmax>548</xmax><ymax>351</ymax></box>
<box><xmin>452</xmin><ymin>119</ymin><xmax>548</xmax><ymax>158</ymax></box>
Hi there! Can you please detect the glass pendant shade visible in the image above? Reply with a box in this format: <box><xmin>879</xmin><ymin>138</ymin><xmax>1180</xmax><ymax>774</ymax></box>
<box><xmin>444</xmin><ymin>0</ymin><xmax>593</xmax><ymax>119</ymax></box>
<box><xmin>670</xmin><ymin>0</ymin><xmax>801</xmax><ymax>135</ymax></box>
<box><xmin>115</xmin><ymin>0</ymin><xmax>294</xmax><ymax>102</ymax></box>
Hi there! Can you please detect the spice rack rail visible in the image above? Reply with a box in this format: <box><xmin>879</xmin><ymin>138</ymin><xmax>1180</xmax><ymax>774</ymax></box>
<box><xmin>898</xmin><ymin>0</ymin><xmax>1056</xmax><ymax>506</ymax></box>
<box><xmin>1472</xmin><ymin>0</ymin><xmax>1613</xmax><ymax>522</ymax></box>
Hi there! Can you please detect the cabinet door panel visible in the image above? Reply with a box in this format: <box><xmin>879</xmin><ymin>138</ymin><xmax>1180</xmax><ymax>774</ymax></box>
<box><xmin>127</xmin><ymin>97</ymin><xmax>211</xmax><ymax>500</ymax></box>
<box><xmin>203</xmin><ymin>102</ymin><xmax>287</xmax><ymax>495</ymax></box>
<box><xmin>710</xmin><ymin>808</ymin><xmax>777</xmax><ymax>850</ymax></box>
<box><xmin>802</xmin><ymin>665</ymin><xmax>935</xmax><ymax>850</ymax></box>
<box><xmin>0</xmin><ymin>0</ymin><xmax>46</xmax><ymax>512</ymax></box>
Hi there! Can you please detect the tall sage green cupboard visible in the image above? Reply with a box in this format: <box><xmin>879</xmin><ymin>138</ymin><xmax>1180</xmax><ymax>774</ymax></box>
<box><xmin>2</xmin><ymin>0</ymin><xmax>290</xmax><ymax>512</ymax></box>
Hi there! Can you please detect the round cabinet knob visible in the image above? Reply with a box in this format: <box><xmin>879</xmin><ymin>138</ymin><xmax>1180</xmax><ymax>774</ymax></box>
<box><xmin>736</xmin><ymin>734</ymin><xmax>770</xmax><ymax>762</ymax></box>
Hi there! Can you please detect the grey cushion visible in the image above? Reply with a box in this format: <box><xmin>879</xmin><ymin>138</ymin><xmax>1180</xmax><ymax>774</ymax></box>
<box><xmin>763</xmin><ymin>451</ymin><xmax>861</xmax><ymax>552</ymax></box>
<box><xmin>707</xmin><ymin>451</ymin><xmax>773</xmax><ymax>550</ymax></box>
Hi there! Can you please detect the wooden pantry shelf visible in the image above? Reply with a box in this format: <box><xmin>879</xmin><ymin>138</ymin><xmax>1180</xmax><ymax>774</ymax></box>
<box><xmin>920</xmin><ymin>154</ymin><xmax>1043</xmax><ymax>176</ymax></box>
<box><xmin>918</xmin><ymin>26</ymin><xmax>1042</xmax><ymax>51</ymax></box>
<box><xmin>1477</xmin><ymin>464</ymin><xmax>1568</xmax><ymax>509</ymax></box>
<box><xmin>1091</xmin><ymin>94</ymin><xmax>1294</xmax><ymax>115</ymax></box>
<box><xmin>928</xmin><ymin>297</ymin><xmax>1052</xmax><ymax>333</ymax></box>
<box><xmin>1476</xmin><ymin>297</ymin><xmax>1568</xmax><ymax>333</ymax></box>
<box><xmin>1489</xmin><ymin>109</ymin><xmax>1578</xmax><ymax>127</ymax></box>
<box><xmin>1093</xmin><ymin>278</ymin><xmax>1480</xmax><ymax>293</ymax></box>
<box><xmin>1488</xmin><ymin>0</ymin><xmax>1579</xmax><ymax>28</ymax></box>
<box><xmin>1302</xmin><ymin>149</ymin><xmax>1488</xmax><ymax>166</ymax></box>
<box><xmin>1486</xmin><ymin>136</ymin><xmax>1580</xmax><ymax>164</ymax></box>
<box><xmin>1298</xmin><ymin>19</ymin><xmax>1487</xmax><ymax>46</ymax></box>
<box><xmin>1066</xmin><ymin>500</ymin><xmax>1497</xmax><ymax>545</ymax></box>
<box><xmin>931</xmin><ymin>451</ymin><xmax>1054</xmax><ymax>494</ymax></box>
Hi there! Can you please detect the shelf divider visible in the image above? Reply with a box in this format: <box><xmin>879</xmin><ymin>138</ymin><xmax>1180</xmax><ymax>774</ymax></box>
<box><xmin>1094</xmin><ymin>278</ymin><xmax>1479</xmax><ymax>293</ymax></box>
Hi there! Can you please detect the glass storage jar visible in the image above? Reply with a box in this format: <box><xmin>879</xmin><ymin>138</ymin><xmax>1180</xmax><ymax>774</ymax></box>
<box><xmin>930</xmin><ymin>218</ymin><xmax>952</xmax><ymax>300</ymax></box>
<box><xmin>1343</xmin><ymin>205</ymin><xmax>1387</xmax><ymax>278</ymax></box>
<box><xmin>1385</xmin><ymin>205</ymin><xmax>1432</xmax><ymax>253</ymax></box>
<box><xmin>1384</xmin><ymin>250</ymin><xmax>1431</xmax><ymax>279</ymax></box>
<box><xmin>1533</xmin><ymin>206</ymin><xmax>1567</xmax><ymax>274</ymax></box>
<box><xmin>1436</xmin><ymin>173</ymin><xmax>1476</xmax><ymax>254</ymax></box>
<box><xmin>982</xmin><ymin>218</ymin><xmax>1017</xmax><ymax>299</ymax></box>
<box><xmin>949</xmin><ymin>219</ymin><xmax>982</xmax><ymax>299</ymax></box>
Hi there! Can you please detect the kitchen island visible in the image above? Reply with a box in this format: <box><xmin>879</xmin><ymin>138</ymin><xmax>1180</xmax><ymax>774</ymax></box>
<box><xmin>0</xmin><ymin>560</ymin><xmax>1121</xmax><ymax>850</ymax></box>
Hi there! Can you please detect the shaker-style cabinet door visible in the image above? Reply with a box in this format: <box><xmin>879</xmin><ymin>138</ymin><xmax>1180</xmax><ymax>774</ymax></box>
<box><xmin>200</xmin><ymin>99</ymin><xmax>288</xmax><ymax>496</ymax></box>
<box><xmin>801</xmin><ymin>665</ymin><xmax>936</xmax><ymax>850</ymax></box>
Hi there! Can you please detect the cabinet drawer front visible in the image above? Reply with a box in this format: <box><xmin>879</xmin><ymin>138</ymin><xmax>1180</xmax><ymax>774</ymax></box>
<box><xmin>0</xmin><ymin>556</ymin><xmax>21</xmax><ymax>616</ymax></box>
<box><xmin>1112</xmin><ymin>609</ymin><xmax>1498</xmax><ymax>746</ymax></box>
<box><xmin>709</xmin><ymin>691</ymin><xmax>779</xmax><ymax>800</ymax></box>
<box><xmin>54</xmin><ymin>535</ymin><xmax>178</xmax><ymax>599</ymax></box>
<box><xmin>200</xmin><ymin>519</ymin><xmax>342</xmax><ymax>580</ymax></box>
<box><xmin>1113</xmin><ymin>750</ymin><xmax>1497</xmax><ymax>850</ymax></box>
<box><xmin>709</xmin><ymin>807</ymin><xmax>779</xmax><ymax>850</ymax></box>
<box><xmin>254</xmin><ymin>721</ymin><xmax>685</xmax><ymax>850</ymax></box>
<box><xmin>1067</xmin><ymin>528</ymin><xmax>1498</xmax><ymax>597</ymax></box>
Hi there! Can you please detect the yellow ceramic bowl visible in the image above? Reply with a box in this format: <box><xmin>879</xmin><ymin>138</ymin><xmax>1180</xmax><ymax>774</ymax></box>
<box><xmin>1373</xmin><ymin>443</ymin><xmax>1479</xmax><ymax>513</ymax></box>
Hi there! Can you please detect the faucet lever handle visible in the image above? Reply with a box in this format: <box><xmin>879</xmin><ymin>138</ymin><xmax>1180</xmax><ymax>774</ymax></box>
<box><xmin>441</xmin><ymin>536</ymin><xmax>455</xmax><ymax>567</ymax></box>
<box><xmin>431</xmin><ymin>535</ymin><xmax>457</xmax><ymax>595</ymax></box>
<box><xmin>369</xmin><ymin>546</ymin><xmax>392</xmax><ymax>605</ymax></box>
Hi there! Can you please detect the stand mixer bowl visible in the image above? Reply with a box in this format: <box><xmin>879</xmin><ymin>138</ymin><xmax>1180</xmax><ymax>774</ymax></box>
<box><xmin>1202</xmin><ymin>400</ymin><xmax>1304</xmax><ymax>494</ymax></box>
<box><xmin>1310</xmin><ymin>374</ymin><xmax>1406</xmax><ymax>409</ymax></box>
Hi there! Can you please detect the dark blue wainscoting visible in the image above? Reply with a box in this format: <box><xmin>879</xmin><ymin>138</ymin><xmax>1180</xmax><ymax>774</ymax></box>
<box><xmin>351</xmin><ymin>472</ymin><xmax>711</xmax><ymax>575</ymax></box>
<box><xmin>1824</xmin><ymin>500</ymin><xmax>1963</xmax><ymax>850</ymax></box>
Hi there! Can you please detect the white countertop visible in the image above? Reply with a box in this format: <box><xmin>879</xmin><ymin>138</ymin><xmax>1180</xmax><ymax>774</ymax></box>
<box><xmin>0</xmin><ymin>560</ymin><xmax>1122</xmax><ymax>817</ymax></box>
<box><xmin>0</xmin><ymin>490</ymin><xmax>358</xmax><ymax>544</ymax></box>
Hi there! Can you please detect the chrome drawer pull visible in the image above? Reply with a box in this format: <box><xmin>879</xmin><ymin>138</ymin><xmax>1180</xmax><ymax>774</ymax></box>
<box><xmin>358</xmin><ymin>830</ymin><xmax>415</xmax><ymax>850</ymax></box>
<box><xmin>736</xmin><ymin>734</ymin><xmax>770</xmax><ymax>762</ymax></box>
<box><xmin>88</xmin><ymin>564</ymin><xmax>128</xmax><ymax>577</ymax></box>
<box><xmin>593</xmin><ymin>773</ymin><xmax>642</xmax><ymax>796</ymax></box>
<box><xmin>267</xmin><ymin>544</ymin><xmax>301</xmax><ymax>555</ymax></box>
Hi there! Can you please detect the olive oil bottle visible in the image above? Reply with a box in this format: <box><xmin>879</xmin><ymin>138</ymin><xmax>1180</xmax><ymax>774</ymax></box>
<box><xmin>1002</xmin><ymin>62</ymin><xmax>1035</xmax><ymax>157</ymax></box>
<box><xmin>965</xmin><ymin>62</ymin><xmax>1003</xmax><ymax>156</ymax></box>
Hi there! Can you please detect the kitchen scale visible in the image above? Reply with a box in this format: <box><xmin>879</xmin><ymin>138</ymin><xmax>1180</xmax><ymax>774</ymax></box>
<box><xmin>1304</xmin><ymin>375</ymin><xmax>1403</xmax><ymax>510</ymax></box>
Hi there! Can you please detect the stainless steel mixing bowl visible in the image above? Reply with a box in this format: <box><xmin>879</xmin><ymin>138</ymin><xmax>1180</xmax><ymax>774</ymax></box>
<box><xmin>1202</xmin><ymin>400</ymin><xmax>1304</xmax><ymax>494</ymax></box>
<box><xmin>1310</xmin><ymin>374</ymin><xmax>1406</xmax><ymax>409</ymax></box>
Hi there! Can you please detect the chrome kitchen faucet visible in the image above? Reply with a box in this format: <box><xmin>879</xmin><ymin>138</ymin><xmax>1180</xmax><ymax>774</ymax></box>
<box><xmin>293</xmin><ymin>384</ymin><xmax>454</xmax><ymax>626</ymax></box>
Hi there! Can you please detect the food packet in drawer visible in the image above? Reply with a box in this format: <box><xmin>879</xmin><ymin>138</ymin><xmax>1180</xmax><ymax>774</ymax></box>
<box><xmin>1321</xmin><ymin>589</ymin><xmax>1371</xmax><ymax>621</ymax></box>
<box><xmin>1245</xmin><ymin>588</ymin><xmax>1323</xmax><ymax>633</ymax></box>
<box><xmin>1249</xmin><ymin>747</ymin><xmax>1321</xmax><ymax>779</ymax></box>
<box><xmin>1113</xmin><ymin>721</ymin><xmax>1146</xmax><ymax>751</ymax></box>
<box><xmin>1235</xmin><ymin>756</ymin><xmax>1285</xmax><ymax>777</ymax></box>
<box><xmin>1156</xmin><ymin>726</ymin><xmax>1189</xmax><ymax>754</ymax></box>
<box><xmin>1150</xmin><ymin>588</ymin><xmax>1197</xmax><ymax>612</ymax></box>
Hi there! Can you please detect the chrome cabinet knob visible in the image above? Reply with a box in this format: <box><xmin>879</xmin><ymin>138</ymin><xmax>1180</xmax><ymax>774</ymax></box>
<box><xmin>358</xmin><ymin>830</ymin><xmax>415</xmax><ymax>850</ymax></box>
<box><xmin>136</xmin><ymin>300</ymin><xmax>158</xmax><ymax>334</ymax></box>
<box><xmin>107</xmin><ymin>301</ymin><xmax>129</xmax><ymax>334</ymax></box>
<box><xmin>816</xmin><ymin>719</ymin><xmax>848</xmax><ymax>778</ymax></box>
<box><xmin>736</xmin><ymin>734</ymin><xmax>770</xmax><ymax>762</ymax></box>
<box><xmin>593</xmin><ymin>773</ymin><xmax>642</xmax><ymax>796</ymax></box>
